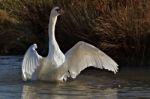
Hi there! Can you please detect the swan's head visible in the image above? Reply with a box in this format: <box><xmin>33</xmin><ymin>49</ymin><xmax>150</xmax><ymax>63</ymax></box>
<box><xmin>32</xmin><ymin>44</ymin><xmax>38</xmax><ymax>49</ymax></box>
<box><xmin>51</xmin><ymin>6</ymin><xmax>64</xmax><ymax>17</ymax></box>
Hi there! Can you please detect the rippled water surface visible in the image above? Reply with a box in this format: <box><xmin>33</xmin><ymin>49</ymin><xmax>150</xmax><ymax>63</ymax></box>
<box><xmin>0</xmin><ymin>56</ymin><xmax>150</xmax><ymax>99</ymax></box>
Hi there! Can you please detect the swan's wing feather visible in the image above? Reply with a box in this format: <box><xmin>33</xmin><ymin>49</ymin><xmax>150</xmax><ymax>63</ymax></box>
<box><xmin>65</xmin><ymin>41</ymin><xmax>118</xmax><ymax>78</ymax></box>
<box><xmin>22</xmin><ymin>44</ymin><xmax>42</xmax><ymax>81</ymax></box>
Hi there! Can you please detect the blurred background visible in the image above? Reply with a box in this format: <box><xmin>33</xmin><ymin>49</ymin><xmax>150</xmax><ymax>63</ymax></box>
<box><xmin>0</xmin><ymin>0</ymin><xmax>150</xmax><ymax>67</ymax></box>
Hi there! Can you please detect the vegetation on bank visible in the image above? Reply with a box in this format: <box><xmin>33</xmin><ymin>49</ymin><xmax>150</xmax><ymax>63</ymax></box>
<box><xmin>0</xmin><ymin>0</ymin><xmax>150</xmax><ymax>66</ymax></box>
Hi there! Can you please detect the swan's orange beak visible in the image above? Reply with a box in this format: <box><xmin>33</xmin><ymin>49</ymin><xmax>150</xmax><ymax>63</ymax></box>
<box><xmin>57</xmin><ymin>8</ymin><xmax>64</xmax><ymax>15</ymax></box>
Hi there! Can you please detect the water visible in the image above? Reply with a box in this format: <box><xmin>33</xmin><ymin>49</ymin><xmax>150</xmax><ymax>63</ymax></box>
<box><xmin>0</xmin><ymin>56</ymin><xmax>150</xmax><ymax>99</ymax></box>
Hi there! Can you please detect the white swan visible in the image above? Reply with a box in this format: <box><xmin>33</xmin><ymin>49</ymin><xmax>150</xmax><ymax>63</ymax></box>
<box><xmin>22</xmin><ymin>7</ymin><xmax>118</xmax><ymax>82</ymax></box>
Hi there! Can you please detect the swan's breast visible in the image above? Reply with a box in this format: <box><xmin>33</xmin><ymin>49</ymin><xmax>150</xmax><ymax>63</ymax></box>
<box><xmin>53</xmin><ymin>52</ymin><xmax>65</xmax><ymax>66</ymax></box>
<box><xmin>40</xmin><ymin>51</ymin><xmax>65</xmax><ymax>71</ymax></box>
<box><xmin>38</xmin><ymin>53</ymin><xmax>65</xmax><ymax>81</ymax></box>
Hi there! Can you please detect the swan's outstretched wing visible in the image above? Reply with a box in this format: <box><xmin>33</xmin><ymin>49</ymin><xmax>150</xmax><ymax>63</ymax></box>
<box><xmin>22</xmin><ymin>44</ymin><xmax>42</xmax><ymax>81</ymax></box>
<box><xmin>65</xmin><ymin>41</ymin><xmax>118</xmax><ymax>78</ymax></box>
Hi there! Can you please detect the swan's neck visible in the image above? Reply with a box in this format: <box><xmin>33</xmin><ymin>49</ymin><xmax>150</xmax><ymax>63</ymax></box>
<box><xmin>48</xmin><ymin>14</ymin><xmax>60</xmax><ymax>56</ymax></box>
<box><xmin>48</xmin><ymin>15</ymin><xmax>57</xmax><ymax>42</ymax></box>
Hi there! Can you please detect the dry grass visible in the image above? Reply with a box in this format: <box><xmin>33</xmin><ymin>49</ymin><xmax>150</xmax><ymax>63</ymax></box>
<box><xmin>0</xmin><ymin>0</ymin><xmax>150</xmax><ymax>66</ymax></box>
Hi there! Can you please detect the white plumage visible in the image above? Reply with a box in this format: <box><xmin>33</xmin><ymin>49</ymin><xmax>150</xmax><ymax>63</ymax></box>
<box><xmin>22</xmin><ymin>44</ymin><xmax>42</xmax><ymax>81</ymax></box>
<box><xmin>22</xmin><ymin>7</ymin><xmax>118</xmax><ymax>82</ymax></box>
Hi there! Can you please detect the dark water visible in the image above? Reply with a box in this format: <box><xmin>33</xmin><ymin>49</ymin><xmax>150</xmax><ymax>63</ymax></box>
<box><xmin>0</xmin><ymin>56</ymin><xmax>150</xmax><ymax>99</ymax></box>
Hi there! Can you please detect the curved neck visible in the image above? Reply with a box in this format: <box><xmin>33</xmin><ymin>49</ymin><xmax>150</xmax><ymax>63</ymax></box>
<box><xmin>48</xmin><ymin>15</ymin><xmax>57</xmax><ymax>41</ymax></box>
<box><xmin>48</xmin><ymin>14</ymin><xmax>60</xmax><ymax>56</ymax></box>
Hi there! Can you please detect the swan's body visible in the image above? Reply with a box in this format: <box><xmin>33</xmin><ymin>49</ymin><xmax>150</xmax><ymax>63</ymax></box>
<box><xmin>22</xmin><ymin>7</ymin><xmax>118</xmax><ymax>82</ymax></box>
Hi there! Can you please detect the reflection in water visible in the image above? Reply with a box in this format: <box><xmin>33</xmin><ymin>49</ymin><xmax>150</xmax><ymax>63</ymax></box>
<box><xmin>21</xmin><ymin>81</ymin><xmax>118</xmax><ymax>99</ymax></box>
<box><xmin>0</xmin><ymin>56</ymin><xmax>150</xmax><ymax>99</ymax></box>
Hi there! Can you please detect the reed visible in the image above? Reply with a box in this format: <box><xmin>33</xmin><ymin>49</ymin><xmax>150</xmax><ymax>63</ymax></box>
<box><xmin>0</xmin><ymin>0</ymin><xmax>150</xmax><ymax>66</ymax></box>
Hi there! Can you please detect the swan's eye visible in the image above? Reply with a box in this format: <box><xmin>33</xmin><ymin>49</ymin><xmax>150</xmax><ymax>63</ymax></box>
<box><xmin>56</xmin><ymin>8</ymin><xmax>60</xmax><ymax>12</ymax></box>
<box><xmin>55</xmin><ymin>7</ymin><xmax>64</xmax><ymax>15</ymax></box>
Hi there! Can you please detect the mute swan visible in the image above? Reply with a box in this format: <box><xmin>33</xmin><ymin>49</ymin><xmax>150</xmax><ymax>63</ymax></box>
<box><xmin>22</xmin><ymin>7</ymin><xmax>118</xmax><ymax>82</ymax></box>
